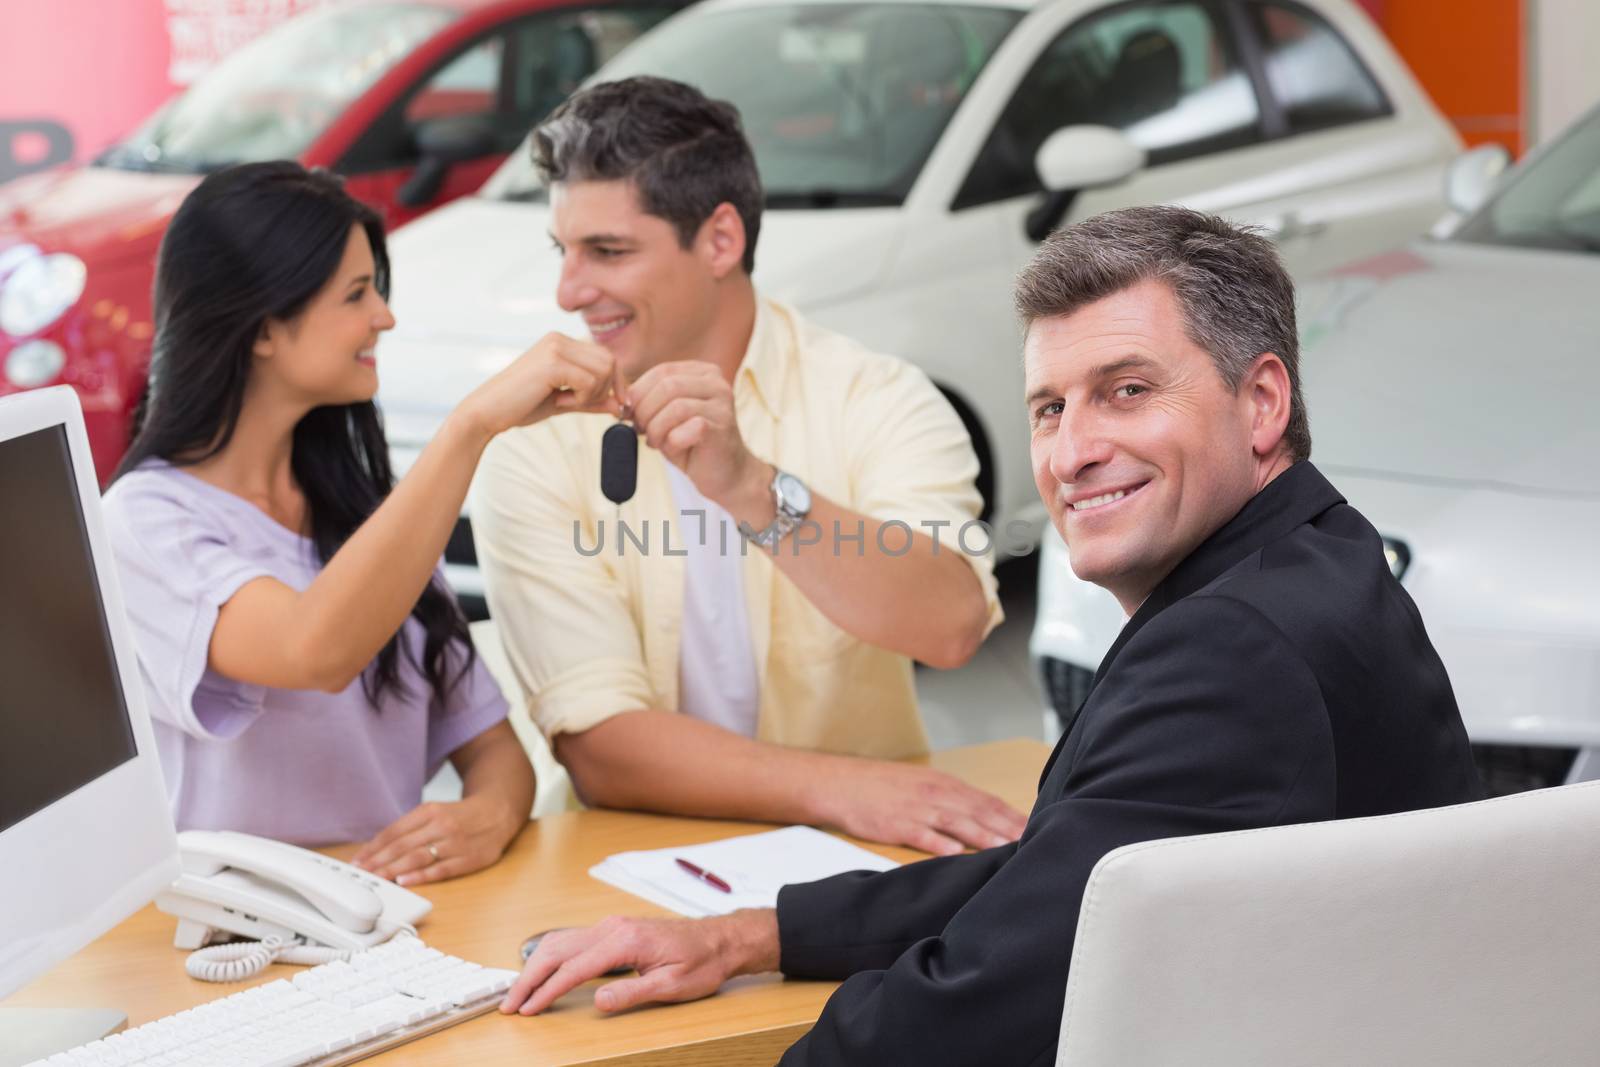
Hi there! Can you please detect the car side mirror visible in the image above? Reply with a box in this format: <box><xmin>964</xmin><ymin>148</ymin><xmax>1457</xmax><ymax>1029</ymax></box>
<box><xmin>1026</xmin><ymin>125</ymin><xmax>1146</xmax><ymax>242</ymax></box>
<box><xmin>398</xmin><ymin>115</ymin><xmax>498</xmax><ymax>208</ymax></box>
<box><xmin>1035</xmin><ymin>125</ymin><xmax>1145</xmax><ymax>192</ymax></box>
<box><xmin>1443</xmin><ymin>143</ymin><xmax>1511</xmax><ymax>218</ymax></box>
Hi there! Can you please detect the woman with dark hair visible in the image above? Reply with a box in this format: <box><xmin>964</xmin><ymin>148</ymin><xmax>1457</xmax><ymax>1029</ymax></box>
<box><xmin>102</xmin><ymin>161</ymin><xmax>619</xmax><ymax>885</ymax></box>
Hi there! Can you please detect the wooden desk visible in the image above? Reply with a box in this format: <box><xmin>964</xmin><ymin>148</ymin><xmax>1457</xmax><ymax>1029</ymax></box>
<box><xmin>12</xmin><ymin>739</ymin><xmax>1049</xmax><ymax>1066</ymax></box>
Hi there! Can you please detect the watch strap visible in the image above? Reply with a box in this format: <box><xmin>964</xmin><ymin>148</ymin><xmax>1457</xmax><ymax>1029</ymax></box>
<box><xmin>749</xmin><ymin>468</ymin><xmax>807</xmax><ymax>547</ymax></box>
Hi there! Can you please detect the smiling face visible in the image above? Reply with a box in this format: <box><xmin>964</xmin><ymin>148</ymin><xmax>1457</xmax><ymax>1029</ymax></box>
<box><xmin>1026</xmin><ymin>279</ymin><xmax>1287</xmax><ymax>613</ymax></box>
<box><xmin>550</xmin><ymin>178</ymin><xmax>730</xmax><ymax>383</ymax></box>
<box><xmin>253</xmin><ymin>223</ymin><xmax>394</xmax><ymax>406</ymax></box>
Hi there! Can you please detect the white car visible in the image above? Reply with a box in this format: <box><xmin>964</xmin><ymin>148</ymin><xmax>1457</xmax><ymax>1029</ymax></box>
<box><xmin>1032</xmin><ymin>102</ymin><xmax>1600</xmax><ymax>795</ymax></box>
<box><xmin>375</xmin><ymin>0</ymin><xmax>1460</xmax><ymax>618</ymax></box>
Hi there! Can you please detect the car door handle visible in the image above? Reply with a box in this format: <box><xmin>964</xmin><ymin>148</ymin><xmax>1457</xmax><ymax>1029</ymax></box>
<box><xmin>1293</xmin><ymin>214</ymin><xmax>1329</xmax><ymax>238</ymax></box>
<box><xmin>1260</xmin><ymin>211</ymin><xmax>1327</xmax><ymax>241</ymax></box>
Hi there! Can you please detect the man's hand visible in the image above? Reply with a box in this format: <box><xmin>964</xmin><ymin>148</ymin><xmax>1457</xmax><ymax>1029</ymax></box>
<box><xmin>499</xmin><ymin>910</ymin><xmax>780</xmax><ymax>1017</ymax></box>
<box><xmin>351</xmin><ymin>794</ymin><xmax>522</xmax><ymax>886</ymax></box>
<box><xmin>624</xmin><ymin>361</ymin><xmax>772</xmax><ymax>519</ymax></box>
<box><xmin>815</xmin><ymin>759</ymin><xmax>1028</xmax><ymax>856</ymax></box>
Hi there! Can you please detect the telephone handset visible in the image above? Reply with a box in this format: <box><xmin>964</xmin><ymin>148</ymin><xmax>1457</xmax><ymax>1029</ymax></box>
<box><xmin>154</xmin><ymin>830</ymin><xmax>433</xmax><ymax>981</ymax></box>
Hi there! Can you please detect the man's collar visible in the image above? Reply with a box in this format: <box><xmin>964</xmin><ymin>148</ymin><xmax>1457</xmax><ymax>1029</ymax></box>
<box><xmin>1090</xmin><ymin>460</ymin><xmax>1344</xmax><ymax>690</ymax></box>
<box><xmin>735</xmin><ymin>296</ymin><xmax>788</xmax><ymax>418</ymax></box>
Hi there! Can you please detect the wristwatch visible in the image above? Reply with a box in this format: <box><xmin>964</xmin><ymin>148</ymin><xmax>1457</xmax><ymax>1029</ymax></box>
<box><xmin>749</xmin><ymin>468</ymin><xmax>811</xmax><ymax>548</ymax></box>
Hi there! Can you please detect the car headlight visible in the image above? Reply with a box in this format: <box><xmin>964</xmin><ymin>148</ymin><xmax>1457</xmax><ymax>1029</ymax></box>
<box><xmin>0</xmin><ymin>252</ymin><xmax>87</xmax><ymax>336</ymax></box>
<box><xmin>1382</xmin><ymin>536</ymin><xmax>1411</xmax><ymax>581</ymax></box>
<box><xmin>4</xmin><ymin>339</ymin><xmax>67</xmax><ymax>387</ymax></box>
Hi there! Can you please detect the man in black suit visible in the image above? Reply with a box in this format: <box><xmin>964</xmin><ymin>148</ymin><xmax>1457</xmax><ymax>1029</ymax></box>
<box><xmin>499</xmin><ymin>206</ymin><xmax>1483</xmax><ymax>1063</ymax></box>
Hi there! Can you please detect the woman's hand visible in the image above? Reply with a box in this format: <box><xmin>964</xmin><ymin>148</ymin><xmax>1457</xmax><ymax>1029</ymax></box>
<box><xmin>458</xmin><ymin>332</ymin><xmax>622</xmax><ymax>439</ymax></box>
<box><xmin>352</xmin><ymin>793</ymin><xmax>523</xmax><ymax>886</ymax></box>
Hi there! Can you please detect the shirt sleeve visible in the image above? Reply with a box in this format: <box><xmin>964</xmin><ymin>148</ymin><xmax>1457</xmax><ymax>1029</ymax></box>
<box><xmin>102</xmin><ymin>478</ymin><xmax>274</xmax><ymax>741</ymax></box>
<box><xmin>470</xmin><ymin>423</ymin><xmax>655</xmax><ymax>740</ymax></box>
<box><xmin>841</xmin><ymin>353</ymin><xmax>1003</xmax><ymax>636</ymax></box>
<box><xmin>424</xmin><ymin>638</ymin><xmax>511</xmax><ymax>775</ymax></box>
<box><xmin>777</xmin><ymin>844</ymin><xmax>1017</xmax><ymax>978</ymax></box>
<box><xmin>776</xmin><ymin>596</ymin><xmax>1334</xmax><ymax>1066</ymax></box>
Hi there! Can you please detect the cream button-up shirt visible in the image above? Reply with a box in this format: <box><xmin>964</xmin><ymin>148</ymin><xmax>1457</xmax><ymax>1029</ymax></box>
<box><xmin>470</xmin><ymin>297</ymin><xmax>1001</xmax><ymax>760</ymax></box>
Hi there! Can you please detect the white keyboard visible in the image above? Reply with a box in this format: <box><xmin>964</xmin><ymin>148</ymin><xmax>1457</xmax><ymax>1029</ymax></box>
<box><xmin>28</xmin><ymin>936</ymin><xmax>519</xmax><ymax>1067</ymax></box>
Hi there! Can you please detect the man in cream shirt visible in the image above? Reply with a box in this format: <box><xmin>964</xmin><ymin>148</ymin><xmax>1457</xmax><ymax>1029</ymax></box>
<box><xmin>471</xmin><ymin>77</ymin><xmax>1025</xmax><ymax>854</ymax></box>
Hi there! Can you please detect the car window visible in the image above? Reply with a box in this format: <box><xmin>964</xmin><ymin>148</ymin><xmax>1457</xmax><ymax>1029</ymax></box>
<box><xmin>101</xmin><ymin>4</ymin><xmax>455</xmax><ymax>173</ymax></box>
<box><xmin>1561</xmin><ymin>168</ymin><xmax>1600</xmax><ymax>224</ymax></box>
<box><xmin>508</xmin><ymin>11</ymin><xmax>675</xmax><ymax>128</ymax></box>
<box><xmin>1246</xmin><ymin>0</ymin><xmax>1390</xmax><ymax>134</ymax></box>
<box><xmin>1455</xmin><ymin>106</ymin><xmax>1600</xmax><ymax>255</ymax></box>
<box><xmin>404</xmin><ymin>37</ymin><xmax>504</xmax><ymax>125</ymax></box>
<box><xmin>486</xmin><ymin>4</ymin><xmax>1022</xmax><ymax>207</ymax></box>
<box><xmin>956</xmin><ymin>0</ymin><xmax>1260</xmax><ymax>210</ymax></box>
<box><xmin>344</xmin><ymin>8</ymin><xmax>674</xmax><ymax>173</ymax></box>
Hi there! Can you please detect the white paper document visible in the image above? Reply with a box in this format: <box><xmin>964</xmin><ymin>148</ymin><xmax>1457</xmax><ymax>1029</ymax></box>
<box><xmin>590</xmin><ymin>825</ymin><xmax>900</xmax><ymax>917</ymax></box>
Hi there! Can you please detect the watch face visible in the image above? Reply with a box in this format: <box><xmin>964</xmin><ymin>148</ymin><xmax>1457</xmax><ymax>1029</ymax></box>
<box><xmin>777</xmin><ymin>472</ymin><xmax>811</xmax><ymax>514</ymax></box>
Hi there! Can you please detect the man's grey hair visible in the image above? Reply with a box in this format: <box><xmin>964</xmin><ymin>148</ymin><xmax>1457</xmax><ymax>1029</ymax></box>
<box><xmin>1015</xmin><ymin>206</ymin><xmax>1310</xmax><ymax>461</ymax></box>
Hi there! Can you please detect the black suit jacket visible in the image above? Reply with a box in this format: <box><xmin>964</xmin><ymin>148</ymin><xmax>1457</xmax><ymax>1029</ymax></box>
<box><xmin>775</xmin><ymin>462</ymin><xmax>1482</xmax><ymax>1066</ymax></box>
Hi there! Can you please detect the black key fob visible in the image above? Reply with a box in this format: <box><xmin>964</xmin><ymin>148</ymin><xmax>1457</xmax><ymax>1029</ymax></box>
<box><xmin>601</xmin><ymin>422</ymin><xmax>637</xmax><ymax>504</ymax></box>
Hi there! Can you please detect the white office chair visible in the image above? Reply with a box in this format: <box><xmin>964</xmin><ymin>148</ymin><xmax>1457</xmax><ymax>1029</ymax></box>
<box><xmin>1058</xmin><ymin>780</ymin><xmax>1600</xmax><ymax>1066</ymax></box>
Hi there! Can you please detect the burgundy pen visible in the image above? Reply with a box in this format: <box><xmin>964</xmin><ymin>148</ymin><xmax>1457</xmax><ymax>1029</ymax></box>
<box><xmin>675</xmin><ymin>857</ymin><xmax>733</xmax><ymax>893</ymax></box>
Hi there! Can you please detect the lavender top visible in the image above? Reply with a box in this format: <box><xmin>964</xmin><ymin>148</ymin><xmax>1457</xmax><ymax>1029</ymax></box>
<box><xmin>101</xmin><ymin>461</ymin><xmax>508</xmax><ymax>847</ymax></box>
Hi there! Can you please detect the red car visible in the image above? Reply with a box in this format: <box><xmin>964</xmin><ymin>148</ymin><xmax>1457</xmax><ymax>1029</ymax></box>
<box><xmin>0</xmin><ymin>0</ymin><xmax>678</xmax><ymax>481</ymax></box>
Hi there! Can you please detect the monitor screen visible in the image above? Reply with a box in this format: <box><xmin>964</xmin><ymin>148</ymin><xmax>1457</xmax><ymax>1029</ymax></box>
<box><xmin>0</xmin><ymin>425</ymin><xmax>137</xmax><ymax>833</ymax></box>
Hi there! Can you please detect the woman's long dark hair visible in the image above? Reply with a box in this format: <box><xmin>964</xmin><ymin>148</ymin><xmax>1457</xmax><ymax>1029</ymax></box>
<box><xmin>115</xmin><ymin>161</ymin><xmax>473</xmax><ymax>709</ymax></box>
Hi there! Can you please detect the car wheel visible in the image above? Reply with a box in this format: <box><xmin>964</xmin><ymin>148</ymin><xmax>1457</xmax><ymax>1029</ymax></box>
<box><xmin>1040</xmin><ymin>655</ymin><xmax>1094</xmax><ymax>737</ymax></box>
<box><xmin>1471</xmin><ymin>744</ymin><xmax>1578</xmax><ymax>796</ymax></box>
<box><xmin>935</xmin><ymin>385</ymin><xmax>994</xmax><ymax>525</ymax></box>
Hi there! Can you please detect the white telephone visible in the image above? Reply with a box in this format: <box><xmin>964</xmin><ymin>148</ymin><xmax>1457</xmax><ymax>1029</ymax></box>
<box><xmin>153</xmin><ymin>830</ymin><xmax>433</xmax><ymax>981</ymax></box>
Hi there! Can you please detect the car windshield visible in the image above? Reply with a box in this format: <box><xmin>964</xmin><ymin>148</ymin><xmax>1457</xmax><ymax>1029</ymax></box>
<box><xmin>98</xmin><ymin>3</ymin><xmax>455</xmax><ymax>173</ymax></box>
<box><xmin>1455</xmin><ymin>107</ymin><xmax>1600</xmax><ymax>255</ymax></box>
<box><xmin>485</xmin><ymin>2</ymin><xmax>1022</xmax><ymax>207</ymax></box>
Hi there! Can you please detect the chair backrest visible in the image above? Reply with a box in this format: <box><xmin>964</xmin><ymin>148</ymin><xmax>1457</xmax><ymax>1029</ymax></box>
<box><xmin>1057</xmin><ymin>781</ymin><xmax>1600</xmax><ymax>1066</ymax></box>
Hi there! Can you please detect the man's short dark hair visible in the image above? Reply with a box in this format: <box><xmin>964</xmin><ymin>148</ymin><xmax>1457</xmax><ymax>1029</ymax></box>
<box><xmin>1015</xmin><ymin>206</ymin><xmax>1311</xmax><ymax>462</ymax></box>
<box><xmin>533</xmin><ymin>76</ymin><xmax>763</xmax><ymax>274</ymax></box>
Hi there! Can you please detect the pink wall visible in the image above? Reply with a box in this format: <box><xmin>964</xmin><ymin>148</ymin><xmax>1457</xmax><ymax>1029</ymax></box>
<box><xmin>0</xmin><ymin>0</ymin><xmax>173</xmax><ymax>179</ymax></box>
<box><xmin>0</xmin><ymin>1</ymin><xmax>334</xmax><ymax>183</ymax></box>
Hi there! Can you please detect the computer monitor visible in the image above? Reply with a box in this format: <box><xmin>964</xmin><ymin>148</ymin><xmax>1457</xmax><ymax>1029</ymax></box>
<box><xmin>0</xmin><ymin>387</ymin><xmax>179</xmax><ymax>1008</ymax></box>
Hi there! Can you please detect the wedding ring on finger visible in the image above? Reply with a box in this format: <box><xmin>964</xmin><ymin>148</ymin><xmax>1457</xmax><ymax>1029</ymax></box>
<box><xmin>427</xmin><ymin>842</ymin><xmax>440</xmax><ymax>862</ymax></box>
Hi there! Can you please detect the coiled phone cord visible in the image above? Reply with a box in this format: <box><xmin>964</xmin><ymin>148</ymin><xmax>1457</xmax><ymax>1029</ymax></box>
<box><xmin>185</xmin><ymin>925</ymin><xmax>417</xmax><ymax>982</ymax></box>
